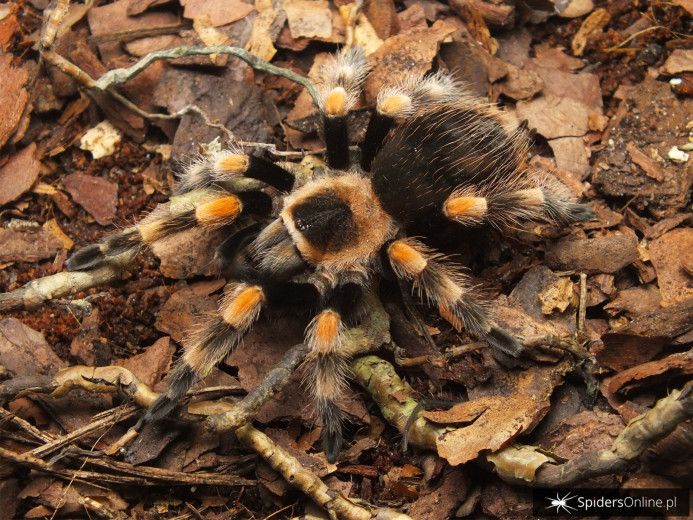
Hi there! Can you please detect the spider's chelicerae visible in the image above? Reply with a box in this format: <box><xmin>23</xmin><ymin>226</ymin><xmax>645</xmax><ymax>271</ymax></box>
<box><xmin>65</xmin><ymin>47</ymin><xmax>592</xmax><ymax>462</ymax></box>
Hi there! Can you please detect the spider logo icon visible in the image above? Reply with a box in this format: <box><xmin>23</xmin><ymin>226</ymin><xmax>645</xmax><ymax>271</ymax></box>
<box><xmin>545</xmin><ymin>492</ymin><xmax>578</xmax><ymax>514</ymax></box>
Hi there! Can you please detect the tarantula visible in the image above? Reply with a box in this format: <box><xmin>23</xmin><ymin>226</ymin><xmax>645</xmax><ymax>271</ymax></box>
<box><xmin>64</xmin><ymin>47</ymin><xmax>591</xmax><ymax>462</ymax></box>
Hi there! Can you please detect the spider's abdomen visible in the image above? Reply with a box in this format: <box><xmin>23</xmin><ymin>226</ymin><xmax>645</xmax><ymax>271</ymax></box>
<box><xmin>370</xmin><ymin>102</ymin><xmax>527</xmax><ymax>225</ymax></box>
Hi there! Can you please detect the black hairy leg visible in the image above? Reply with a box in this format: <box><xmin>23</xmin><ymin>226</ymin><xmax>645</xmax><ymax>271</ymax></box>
<box><xmin>303</xmin><ymin>283</ymin><xmax>364</xmax><ymax>462</ymax></box>
<box><xmin>315</xmin><ymin>46</ymin><xmax>370</xmax><ymax>169</ymax></box>
<box><xmin>138</xmin><ymin>279</ymin><xmax>323</xmax><ymax>428</ymax></box>
<box><xmin>443</xmin><ymin>179</ymin><xmax>594</xmax><ymax>228</ymax></box>
<box><xmin>177</xmin><ymin>149</ymin><xmax>296</xmax><ymax>194</ymax></box>
<box><xmin>138</xmin><ymin>282</ymin><xmax>267</xmax><ymax>427</ymax></box>
<box><xmin>384</xmin><ymin>238</ymin><xmax>523</xmax><ymax>357</ymax></box>
<box><xmin>66</xmin><ymin>188</ymin><xmax>272</xmax><ymax>272</ymax></box>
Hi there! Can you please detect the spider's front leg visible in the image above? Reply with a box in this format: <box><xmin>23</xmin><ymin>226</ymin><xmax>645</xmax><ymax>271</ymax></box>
<box><xmin>316</xmin><ymin>46</ymin><xmax>369</xmax><ymax>169</ymax></box>
<box><xmin>66</xmin><ymin>149</ymin><xmax>297</xmax><ymax>272</ymax></box>
<box><xmin>303</xmin><ymin>282</ymin><xmax>364</xmax><ymax>463</ymax></box>
<box><xmin>138</xmin><ymin>279</ymin><xmax>319</xmax><ymax>428</ymax></box>
<box><xmin>383</xmin><ymin>238</ymin><xmax>523</xmax><ymax>357</ymax></box>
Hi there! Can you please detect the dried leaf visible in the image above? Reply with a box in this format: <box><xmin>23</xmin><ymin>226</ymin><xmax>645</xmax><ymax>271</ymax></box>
<box><xmin>87</xmin><ymin>0</ymin><xmax>180</xmax><ymax>61</ymax></box>
<box><xmin>433</xmin><ymin>363</ymin><xmax>568</xmax><ymax>465</ymax></box>
<box><xmin>407</xmin><ymin>469</ymin><xmax>468</xmax><ymax>519</ymax></box>
<box><xmin>627</xmin><ymin>142</ymin><xmax>665</xmax><ymax>182</ymax></box>
<box><xmin>337</xmin><ymin>4</ymin><xmax>383</xmax><ymax>55</ymax></box>
<box><xmin>602</xmin><ymin>352</ymin><xmax>693</xmax><ymax>417</ymax></box>
<box><xmin>546</xmin><ymin>233</ymin><xmax>638</xmax><ymax>274</ymax></box>
<box><xmin>245</xmin><ymin>0</ymin><xmax>278</xmax><ymax>62</ymax></box>
<box><xmin>662</xmin><ymin>49</ymin><xmax>693</xmax><ymax>75</ymax></box>
<box><xmin>62</xmin><ymin>173</ymin><xmax>118</xmax><ymax>226</ymax></box>
<box><xmin>672</xmin><ymin>0</ymin><xmax>693</xmax><ymax>16</ymax></box>
<box><xmin>0</xmin><ymin>143</ymin><xmax>41</xmax><ymax>206</ymax></box>
<box><xmin>181</xmin><ymin>0</ymin><xmax>254</xmax><ymax>27</ymax></box>
<box><xmin>486</xmin><ymin>445</ymin><xmax>554</xmax><ymax>482</ymax></box>
<box><xmin>0</xmin><ymin>53</ymin><xmax>29</xmax><ymax>147</ymax></box>
<box><xmin>572</xmin><ymin>8</ymin><xmax>610</xmax><ymax>56</ymax></box>
<box><xmin>539</xmin><ymin>410</ymin><xmax>624</xmax><ymax>459</ymax></box>
<box><xmin>558</xmin><ymin>0</ymin><xmax>594</xmax><ymax>18</ymax></box>
<box><xmin>649</xmin><ymin>228</ymin><xmax>693</xmax><ymax>306</ymax></box>
<box><xmin>284</xmin><ymin>0</ymin><xmax>332</xmax><ymax>39</ymax></box>
<box><xmin>116</xmin><ymin>336</ymin><xmax>176</xmax><ymax>389</ymax></box>
<box><xmin>539</xmin><ymin>276</ymin><xmax>576</xmax><ymax>315</ymax></box>
<box><xmin>364</xmin><ymin>20</ymin><xmax>456</xmax><ymax>104</ymax></box>
<box><xmin>0</xmin><ymin>318</ymin><xmax>64</xmax><ymax>377</ymax></box>
<box><xmin>151</xmin><ymin>226</ymin><xmax>227</xmax><ymax>278</ymax></box>
<box><xmin>154</xmin><ymin>281</ymin><xmax>222</xmax><ymax>342</ymax></box>
<box><xmin>0</xmin><ymin>228</ymin><xmax>64</xmax><ymax>263</ymax></box>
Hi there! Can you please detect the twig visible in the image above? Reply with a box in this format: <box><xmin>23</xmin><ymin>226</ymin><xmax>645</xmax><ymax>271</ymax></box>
<box><xmin>87</xmin><ymin>23</ymin><xmax>192</xmax><ymax>45</ymax></box>
<box><xmin>0</xmin><ymin>446</ymin><xmax>252</xmax><ymax>486</ymax></box>
<box><xmin>533</xmin><ymin>380</ymin><xmax>693</xmax><ymax>486</ymax></box>
<box><xmin>577</xmin><ymin>272</ymin><xmax>587</xmax><ymax>336</ymax></box>
<box><xmin>350</xmin><ymin>355</ymin><xmax>444</xmax><ymax>451</ymax></box>
<box><xmin>31</xmin><ymin>404</ymin><xmax>140</xmax><ymax>459</ymax></box>
<box><xmin>89</xmin><ymin>45</ymin><xmax>320</xmax><ymax>106</ymax></box>
<box><xmin>0</xmin><ymin>251</ymin><xmax>135</xmax><ymax>312</ymax></box>
<box><xmin>39</xmin><ymin>0</ymin><xmax>70</xmax><ymax>51</ymax></box>
<box><xmin>234</xmin><ymin>423</ymin><xmax>413</xmax><ymax>520</ymax></box>
<box><xmin>206</xmin><ymin>342</ymin><xmax>309</xmax><ymax>433</ymax></box>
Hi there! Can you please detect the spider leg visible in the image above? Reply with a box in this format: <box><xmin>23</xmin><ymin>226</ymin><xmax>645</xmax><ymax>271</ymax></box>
<box><xmin>383</xmin><ymin>238</ymin><xmax>523</xmax><ymax>357</ymax></box>
<box><xmin>443</xmin><ymin>177</ymin><xmax>593</xmax><ymax>228</ymax></box>
<box><xmin>303</xmin><ymin>282</ymin><xmax>363</xmax><ymax>463</ymax></box>
<box><xmin>139</xmin><ymin>280</ymin><xmax>321</xmax><ymax>428</ymax></box>
<box><xmin>65</xmin><ymin>189</ymin><xmax>273</xmax><ymax>271</ymax></box>
<box><xmin>316</xmin><ymin>47</ymin><xmax>369</xmax><ymax>169</ymax></box>
<box><xmin>361</xmin><ymin>71</ymin><xmax>465</xmax><ymax>171</ymax></box>
<box><xmin>177</xmin><ymin>149</ymin><xmax>296</xmax><ymax>194</ymax></box>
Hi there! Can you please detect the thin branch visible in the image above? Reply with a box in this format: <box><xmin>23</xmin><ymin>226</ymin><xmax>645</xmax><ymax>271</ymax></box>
<box><xmin>235</xmin><ymin>423</ymin><xmax>414</xmax><ymax>520</ymax></box>
<box><xmin>533</xmin><ymin>380</ymin><xmax>693</xmax><ymax>486</ymax></box>
<box><xmin>0</xmin><ymin>446</ymin><xmax>251</xmax><ymax>486</ymax></box>
<box><xmin>350</xmin><ymin>355</ymin><xmax>444</xmax><ymax>451</ymax></box>
<box><xmin>0</xmin><ymin>251</ymin><xmax>135</xmax><ymax>312</ymax></box>
<box><xmin>91</xmin><ymin>45</ymin><xmax>320</xmax><ymax>106</ymax></box>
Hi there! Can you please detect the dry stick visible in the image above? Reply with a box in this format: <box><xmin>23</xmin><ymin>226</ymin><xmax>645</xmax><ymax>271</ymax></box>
<box><xmin>31</xmin><ymin>404</ymin><xmax>140</xmax><ymax>459</ymax></box>
<box><xmin>0</xmin><ymin>446</ymin><xmax>251</xmax><ymax>486</ymax></box>
<box><xmin>351</xmin><ymin>355</ymin><xmax>693</xmax><ymax>488</ymax></box>
<box><xmin>206</xmin><ymin>343</ymin><xmax>309</xmax><ymax>433</ymax></box>
<box><xmin>39</xmin><ymin>0</ymin><xmax>71</xmax><ymax>50</ymax></box>
<box><xmin>88</xmin><ymin>45</ymin><xmax>321</xmax><ymax>107</ymax></box>
<box><xmin>0</xmin><ymin>251</ymin><xmax>135</xmax><ymax>312</ymax></box>
<box><xmin>577</xmin><ymin>272</ymin><xmax>587</xmax><ymax>336</ymax></box>
<box><xmin>533</xmin><ymin>380</ymin><xmax>693</xmax><ymax>486</ymax></box>
<box><xmin>235</xmin><ymin>424</ymin><xmax>413</xmax><ymax>520</ymax></box>
<box><xmin>352</xmin><ymin>356</ymin><xmax>445</xmax><ymax>451</ymax></box>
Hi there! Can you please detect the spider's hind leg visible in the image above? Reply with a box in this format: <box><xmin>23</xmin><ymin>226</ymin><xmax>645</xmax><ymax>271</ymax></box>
<box><xmin>383</xmin><ymin>238</ymin><xmax>523</xmax><ymax>357</ymax></box>
<box><xmin>443</xmin><ymin>173</ymin><xmax>594</xmax><ymax>229</ymax></box>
